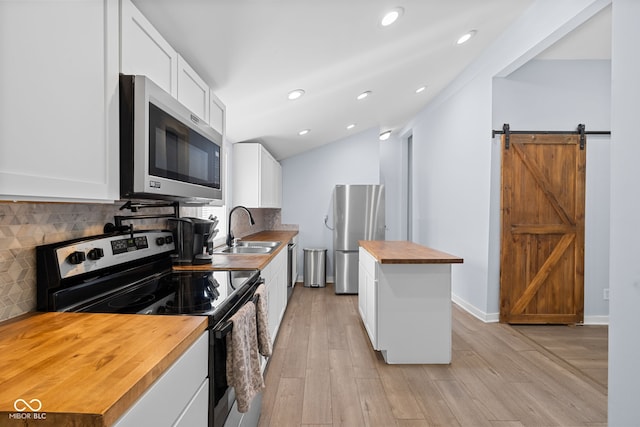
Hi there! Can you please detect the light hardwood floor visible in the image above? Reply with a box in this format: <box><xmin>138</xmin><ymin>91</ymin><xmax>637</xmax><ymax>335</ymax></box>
<box><xmin>258</xmin><ymin>284</ymin><xmax>607</xmax><ymax>427</ymax></box>
<box><xmin>512</xmin><ymin>323</ymin><xmax>608</xmax><ymax>389</ymax></box>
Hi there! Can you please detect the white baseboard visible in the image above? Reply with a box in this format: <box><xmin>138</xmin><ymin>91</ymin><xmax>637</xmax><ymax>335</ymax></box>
<box><xmin>584</xmin><ymin>315</ymin><xmax>609</xmax><ymax>325</ymax></box>
<box><xmin>451</xmin><ymin>293</ymin><xmax>499</xmax><ymax>323</ymax></box>
<box><xmin>452</xmin><ymin>293</ymin><xmax>609</xmax><ymax>325</ymax></box>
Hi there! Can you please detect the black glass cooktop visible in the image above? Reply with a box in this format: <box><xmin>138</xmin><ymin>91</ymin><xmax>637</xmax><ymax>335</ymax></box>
<box><xmin>73</xmin><ymin>269</ymin><xmax>259</xmax><ymax>318</ymax></box>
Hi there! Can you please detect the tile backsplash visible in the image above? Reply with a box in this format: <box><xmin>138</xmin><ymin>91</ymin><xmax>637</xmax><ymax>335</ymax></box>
<box><xmin>230</xmin><ymin>208</ymin><xmax>298</xmax><ymax>240</ymax></box>
<box><xmin>0</xmin><ymin>202</ymin><xmax>295</xmax><ymax>322</ymax></box>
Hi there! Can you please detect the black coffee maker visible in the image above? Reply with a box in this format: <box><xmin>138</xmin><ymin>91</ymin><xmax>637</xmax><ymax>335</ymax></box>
<box><xmin>168</xmin><ymin>217</ymin><xmax>219</xmax><ymax>265</ymax></box>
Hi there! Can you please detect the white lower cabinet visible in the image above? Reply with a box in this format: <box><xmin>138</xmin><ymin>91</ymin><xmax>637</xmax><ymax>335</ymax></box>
<box><xmin>174</xmin><ymin>377</ymin><xmax>209</xmax><ymax>427</ymax></box>
<box><xmin>114</xmin><ymin>332</ymin><xmax>209</xmax><ymax>427</ymax></box>
<box><xmin>262</xmin><ymin>247</ymin><xmax>288</xmax><ymax>345</ymax></box>
<box><xmin>358</xmin><ymin>247</ymin><xmax>378</xmax><ymax>348</ymax></box>
<box><xmin>261</xmin><ymin>260</ymin><xmax>275</xmax><ymax>341</ymax></box>
<box><xmin>274</xmin><ymin>248</ymin><xmax>288</xmax><ymax>329</ymax></box>
<box><xmin>358</xmin><ymin>247</ymin><xmax>453</xmax><ymax>364</ymax></box>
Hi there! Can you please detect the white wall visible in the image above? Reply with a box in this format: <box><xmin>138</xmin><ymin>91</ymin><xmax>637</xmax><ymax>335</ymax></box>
<box><xmin>380</xmin><ymin>134</ymin><xmax>406</xmax><ymax>241</ymax></box>
<box><xmin>410</xmin><ymin>76</ymin><xmax>493</xmax><ymax>319</ymax></box>
<box><xmin>608</xmin><ymin>0</ymin><xmax>640</xmax><ymax>423</ymax></box>
<box><xmin>280</xmin><ymin>128</ymin><xmax>380</xmax><ymax>279</ymax></box>
<box><xmin>492</xmin><ymin>59</ymin><xmax>611</xmax><ymax>321</ymax></box>
<box><xmin>403</xmin><ymin>0</ymin><xmax>611</xmax><ymax>321</ymax></box>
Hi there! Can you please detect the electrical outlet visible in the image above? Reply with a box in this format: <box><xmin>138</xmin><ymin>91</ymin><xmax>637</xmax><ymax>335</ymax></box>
<box><xmin>603</xmin><ymin>288</ymin><xmax>610</xmax><ymax>301</ymax></box>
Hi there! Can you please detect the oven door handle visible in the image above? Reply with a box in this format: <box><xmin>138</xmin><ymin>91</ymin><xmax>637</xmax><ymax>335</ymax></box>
<box><xmin>213</xmin><ymin>320</ymin><xmax>234</xmax><ymax>340</ymax></box>
<box><xmin>213</xmin><ymin>291</ymin><xmax>261</xmax><ymax>339</ymax></box>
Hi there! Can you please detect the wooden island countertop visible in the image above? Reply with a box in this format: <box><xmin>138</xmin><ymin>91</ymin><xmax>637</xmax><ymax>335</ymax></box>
<box><xmin>173</xmin><ymin>230</ymin><xmax>298</xmax><ymax>272</ymax></box>
<box><xmin>359</xmin><ymin>240</ymin><xmax>463</xmax><ymax>264</ymax></box>
<box><xmin>0</xmin><ymin>312</ymin><xmax>207</xmax><ymax>426</ymax></box>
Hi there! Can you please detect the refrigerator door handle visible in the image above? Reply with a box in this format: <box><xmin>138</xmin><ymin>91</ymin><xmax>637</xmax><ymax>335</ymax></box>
<box><xmin>324</xmin><ymin>214</ymin><xmax>334</xmax><ymax>230</ymax></box>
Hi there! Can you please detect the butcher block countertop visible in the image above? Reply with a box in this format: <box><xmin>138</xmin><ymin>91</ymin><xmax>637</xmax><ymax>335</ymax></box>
<box><xmin>173</xmin><ymin>230</ymin><xmax>298</xmax><ymax>272</ymax></box>
<box><xmin>359</xmin><ymin>240</ymin><xmax>463</xmax><ymax>264</ymax></box>
<box><xmin>0</xmin><ymin>312</ymin><xmax>207</xmax><ymax>426</ymax></box>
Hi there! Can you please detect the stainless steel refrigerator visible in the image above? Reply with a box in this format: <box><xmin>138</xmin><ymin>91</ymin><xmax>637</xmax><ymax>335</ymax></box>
<box><xmin>333</xmin><ymin>184</ymin><xmax>385</xmax><ymax>294</ymax></box>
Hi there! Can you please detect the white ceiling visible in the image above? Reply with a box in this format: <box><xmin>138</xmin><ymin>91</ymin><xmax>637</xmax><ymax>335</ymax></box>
<box><xmin>132</xmin><ymin>0</ymin><xmax>610</xmax><ymax>160</ymax></box>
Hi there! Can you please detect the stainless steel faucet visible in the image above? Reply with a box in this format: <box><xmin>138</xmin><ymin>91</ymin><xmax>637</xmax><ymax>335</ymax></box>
<box><xmin>227</xmin><ymin>206</ymin><xmax>255</xmax><ymax>247</ymax></box>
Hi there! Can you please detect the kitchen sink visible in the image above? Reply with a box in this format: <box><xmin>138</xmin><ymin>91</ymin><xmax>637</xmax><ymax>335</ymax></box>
<box><xmin>218</xmin><ymin>246</ymin><xmax>273</xmax><ymax>254</ymax></box>
<box><xmin>235</xmin><ymin>241</ymin><xmax>281</xmax><ymax>248</ymax></box>
<box><xmin>215</xmin><ymin>241</ymin><xmax>281</xmax><ymax>255</ymax></box>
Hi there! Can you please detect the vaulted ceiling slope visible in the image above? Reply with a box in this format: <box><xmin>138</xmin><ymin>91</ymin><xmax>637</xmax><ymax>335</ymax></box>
<box><xmin>134</xmin><ymin>0</ymin><xmax>540</xmax><ymax>160</ymax></box>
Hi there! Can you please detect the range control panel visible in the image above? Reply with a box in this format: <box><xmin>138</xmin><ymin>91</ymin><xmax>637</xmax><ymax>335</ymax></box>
<box><xmin>55</xmin><ymin>231</ymin><xmax>175</xmax><ymax>280</ymax></box>
<box><xmin>110</xmin><ymin>235</ymin><xmax>150</xmax><ymax>254</ymax></box>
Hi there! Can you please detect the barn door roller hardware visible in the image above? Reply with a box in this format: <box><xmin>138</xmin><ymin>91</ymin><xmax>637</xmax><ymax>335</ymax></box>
<box><xmin>492</xmin><ymin>123</ymin><xmax>610</xmax><ymax>150</ymax></box>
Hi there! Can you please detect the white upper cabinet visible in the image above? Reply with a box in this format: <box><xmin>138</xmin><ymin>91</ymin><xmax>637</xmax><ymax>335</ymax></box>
<box><xmin>0</xmin><ymin>0</ymin><xmax>119</xmax><ymax>202</ymax></box>
<box><xmin>232</xmin><ymin>143</ymin><xmax>282</xmax><ymax>208</ymax></box>
<box><xmin>209</xmin><ymin>91</ymin><xmax>226</xmax><ymax>136</ymax></box>
<box><xmin>121</xmin><ymin>0</ymin><xmax>216</xmax><ymax>125</ymax></box>
<box><xmin>120</xmin><ymin>0</ymin><xmax>178</xmax><ymax>97</ymax></box>
<box><xmin>0</xmin><ymin>0</ymin><xmax>224</xmax><ymax>203</ymax></box>
<box><xmin>177</xmin><ymin>55</ymin><xmax>210</xmax><ymax>123</ymax></box>
<box><xmin>273</xmin><ymin>160</ymin><xmax>282</xmax><ymax>209</ymax></box>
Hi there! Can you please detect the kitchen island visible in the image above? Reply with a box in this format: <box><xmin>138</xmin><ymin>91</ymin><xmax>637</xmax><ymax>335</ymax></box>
<box><xmin>358</xmin><ymin>240</ymin><xmax>463</xmax><ymax>364</ymax></box>
<box><xmin>0</xmin><ymin>312</ymin><xmax>207</xmax><ymax>426</ymax></box>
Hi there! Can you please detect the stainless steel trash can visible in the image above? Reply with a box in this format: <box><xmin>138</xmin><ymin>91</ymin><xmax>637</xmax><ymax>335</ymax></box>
<box><xmin>303</xmin><ymin>248</ymin><xmax>327</xmax><ymax>288</ymax></box>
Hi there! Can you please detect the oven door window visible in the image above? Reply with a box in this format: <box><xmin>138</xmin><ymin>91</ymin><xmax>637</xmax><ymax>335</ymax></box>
<box><xmin>148</xmin><ymin>102</ymin><xmax>220</xmax><ymax>189</ymax></box>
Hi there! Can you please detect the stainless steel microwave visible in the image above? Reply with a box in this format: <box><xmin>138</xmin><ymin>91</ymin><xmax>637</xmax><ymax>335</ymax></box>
<box><xmin>119</xmin><ymin>74</ymin><xmax>223</xmax><ymax>203</ymax></box>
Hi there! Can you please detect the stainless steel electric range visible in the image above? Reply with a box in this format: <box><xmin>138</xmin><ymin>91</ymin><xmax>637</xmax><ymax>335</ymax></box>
<box><xmin>36</xmin><ymin>229</ymin><xmax>261</xmax><ymax>427</ymax></box>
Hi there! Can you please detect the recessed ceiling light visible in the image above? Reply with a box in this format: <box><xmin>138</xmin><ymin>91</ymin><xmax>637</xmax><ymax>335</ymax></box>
<box><xmin>379</xmin><ymin>130</ymin><xmax>392</xmax><ymax>141</ymax></box>
<box><xmin>288</xmin><ymin>89</ymin><xmax>305</xmax><ymax>100</ymax></box>
<box><xmin>381</xmin><ymin>7</ymin><xmax>403</xmax><ymax>27</ymax></box>
<box><xmin>347</xmin><ymin>123</ymin><xmax>356</xmax><ymax>130</ymax></box>
<box><xmin>298</xmin><ymin>129</ymin><xmax>310</xmax><ymax>136</ymax></box>
<box><xmin>457</xmin><ymin>30</ymin><xmax>477</xmax><ymax>45</ymax></box>
<box><xmin>357</xmin><ymin>91</ymin><xmax>372</xmax><ymax>100</ymax></box>
<box><xmin>415</xmin><ymin>86</ymin><xmax>427</xmax><ymax>94</ymax></box>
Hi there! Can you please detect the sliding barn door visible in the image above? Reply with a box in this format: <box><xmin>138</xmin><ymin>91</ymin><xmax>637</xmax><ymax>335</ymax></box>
<box><xmin>500</xmin><ymin>133</ymin><xmax>585</xmax><ymax>324</ymax></box>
